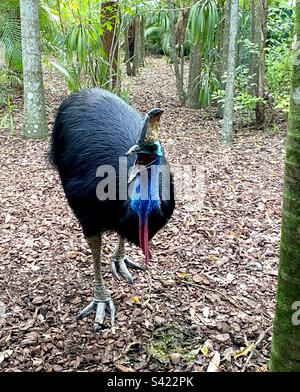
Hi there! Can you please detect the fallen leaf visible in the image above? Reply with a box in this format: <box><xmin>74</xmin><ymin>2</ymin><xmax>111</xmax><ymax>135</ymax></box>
<box><xmin>114</xmin><ymin>363</ymin><xmax>134</xmax><ymax>372</ymax></box>
<box><xmin>200</xmin><ymin>344</ymin><xmax>209</xmax><ymax>357</ymax></box>
<box><xmin>5</xmin><ymin>214</ymin><xmax>12</xmax><ymax>223</ymax></box>
<box><xmin>223</xmin><ymin>347</ymin><xmax>234</xmax><ymax>362</ymax></box>
<box><xmin>190</xmin><ymin>307</ymin><xmax>196</xmax><ymax>319</ymax></box>
<box><xmin>32</xmin><ymin>358</ymin><xmax>43</xmax><ymax>366</ymax></box>
<box><xmin>0</xmin><ymin>349</ymin><xmax>13</xmax><ymax>364</ymax></box>
<box><xmin>177</xmin><ymin>272</ymin><xmax>191</xmax><ymax>280</ymax></box>
<box><xmin>170</xmin><ymin>353</ymin><xmax>181</xmax><ymax>364</ymax></box>
<box><xmin>207</xmin><ymin>352</ymin><xmax>220</xmax><ymax>372</ymax></box>
<box><xmin>226</xmin><ymin>272</ymin><xmax>235</xmax><ymax>284</ymax></box>
<box><xmin>193</xmin><ymin>275</ymin><xmax>203</xmax><ymax>283</ymax></box>
<box><xmin>234</xmin><ymin>343</ymin><xmax>255</xmax><ymax>359</ymax></box>
<box><xmin>67</xmin><ymin>251</ymin><xmax>79</xmax><ymax>259</ymax></box>
<box><xmin>0</xmin><ymin>352</ymin><xmax>5</xmax><ymax>365</ymax></box>
<box><xmin>203</xmin><ymin>306</ymin><xmax>210</xmax><ymax>318</ymax></box>
<box><xmin>215</xmin><ymin>333</ymin><xmax>230</xmax><ymax>342</ymax></box>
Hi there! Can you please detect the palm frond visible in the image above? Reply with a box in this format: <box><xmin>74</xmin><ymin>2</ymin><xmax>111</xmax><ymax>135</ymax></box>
<box><xmin>0</xmin><ymin>12</ymin><xmax>22</xmax><ymax>72</ymax></box>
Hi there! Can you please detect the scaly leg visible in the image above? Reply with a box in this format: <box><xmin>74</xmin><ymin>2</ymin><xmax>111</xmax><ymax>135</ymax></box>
<box><xmin>111</xmin><ymin>236</ymin><xmax>144</xmax><ymax>284</ymax></box>
<box><xmin>76</xmin><ymin>235</ymin><xmax>115</xmax><ymax>332</ymax></box>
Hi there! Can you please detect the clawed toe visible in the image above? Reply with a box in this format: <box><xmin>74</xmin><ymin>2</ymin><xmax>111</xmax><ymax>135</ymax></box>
<box><xmin>75</xmin><ymin>300</ymin><xmax>97</xmax><ymax>320</ymax></box>
<box><xmin>76</xmin><ymin>298</ymin><xmax>115</xmax><ymax>332</ymax></box>
<box><xmin>111</xmin><ymin>257</ymin><xmax>144</xmax><ymax>284</ymax></box>
<box><xmin>124</xmin><ymin>257</ymin><xmax>144</xmax><ymax>271</ymax></box>
<box><xmin>94</xmin><ymin>298</ymin><xmax>115</xmax><ymax>331</ymax></box>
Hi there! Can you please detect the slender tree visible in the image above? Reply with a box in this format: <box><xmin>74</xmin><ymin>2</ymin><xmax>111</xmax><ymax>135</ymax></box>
<box><xmin>249</xmin><ymin>0</ymin><xmax>257</xmax><ymax>90</ymax></box>
<box><xmin>20</xmin><ymin>0</ymin><xmax>47</xmax><ymax>139</ymax></box>
<box><xmin>218</xmin><ymin>0</ymin><xmax>231</xmax><ymax>117</ymax></box>
<box><xmin>249</xmin><ymin>0</ymin><xmax>268</xmax><ymax>124</ymax></box>
<box><xmin>176</xmin><ymin>8</ymin><xmax>189</xmax><ymax>87</ymax></box>
<box><xmin>221</xmin><ymin>0</ymin><xmax>239</xmax><ymax>144</ymax></box>
<box><xmin>167</xmin><ymin>0</ymin><xmax>187</xmax><ymax>105</ymax></box>
<box><xmin>140</xmin><ymin>14</ymin><xmax>146</xmax><ymax>67</ymax></box>
<box><xmin>187</xmin><ymin>40</ymin><xmax>201</xmax><ymax>108</ymax></box>
<box><xmin>187</xmin><ymin>0</ymin><xmax>201</xmax><ymax>108</ymax></box>
<box><xmin>256</xmin><ymin>0</ymin><xmax>267</xmax><ymax>124</ymax></box>
<box><xmin>270</xmin><ymin>0</ymin><xmax>300</xmax><ymax>372</ymax></box>
<box><xmin>102</xmin><ymin>0</ymin><xmax>119</xmax><ymax>89</ymax></box>
<box><xmin>132</xmin><ymin>14</ymin><xmax>141</xmax><ymax>76</ymax></box>
<box><xmin>237</xmin><ymin>0</ymin><xmax>246</xmax><ymax>67</ymax></box>
<box><xmin>124</xmin><ymin>18</ymin><xmax>133</xmax><ymax>76</ymax></box>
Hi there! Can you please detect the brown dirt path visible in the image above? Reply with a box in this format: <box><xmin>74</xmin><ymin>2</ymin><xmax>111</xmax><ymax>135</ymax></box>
<box><xmin>0</xmin><ymin>56</ymin><xmax>285</xmax><ymax>371</ymax></box>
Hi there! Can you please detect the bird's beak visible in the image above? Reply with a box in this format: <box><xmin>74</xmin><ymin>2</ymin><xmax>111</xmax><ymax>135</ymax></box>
<box><xmin>126</xmin><ymin>144</ymin><xmax>141</xmax><ymax>156</ymax></box>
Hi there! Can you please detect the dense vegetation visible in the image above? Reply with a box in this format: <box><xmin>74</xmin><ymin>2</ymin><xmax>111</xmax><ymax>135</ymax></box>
<box><xmin>0</xmin><ymin>0</ymin><xmax>294</xmax><ymax>132</ymax></box>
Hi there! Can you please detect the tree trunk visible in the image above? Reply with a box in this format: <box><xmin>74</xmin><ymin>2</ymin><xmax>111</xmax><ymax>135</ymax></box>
<box><xmin>176</xmin><ymin>9</ymin><xmax>189</xmax><ymax>80</ymax></box>
<box><xmin>255</xmin><ymin>0</ymin><xmax>267</xmax><ymax>124</ymax></box>
<box><xmin>128</xmin><ymin>19</ymin><xmax>135</xmax><ymax>60</ymax></box>
<box><xmin>124</xmin><ymin>19</ymin><xmax>133</xmax><ymax>76</ymax></box>
<box><xmin>56</xmin><ymin>0</ymin><xmax>66</xmax><ymax>37</ymax></box>
<box><xmin>187</xmin><ymin>41</ymin><xmax>201</xmax><ymax>108</ymax></box>
<box><xmin>140</xmin><ymin>14</ymin><xmax>145</xmax><ymax>67</ymax></box>
<box><xmin>101</xmin><ymin>0</ymin><xmax>118</xmax><ymax>89</ymax></box>
<box><xmin>20</xmin><ymin>0</ymin><xmax>47</xmax><ymax>139</ymax></box>
<box><xmin>221</xmin><ymin>0</ymin><xmax>239</xmax><ymax>145</ymax></box>
<box><xmin>249</xmin><ymin>0</ymin><xmax>267</xmax><ymax>124</ymax></box>
<box><xmin>237</xmin><ymin>0</ymin><xmax>246</xmax><ymax>67</ymax></box>
<box><xmin>167</xmin><ymin>0</ymin><xmax>187</xmax><ymax>105</ymax></box>
<box><xmin>218</xmin><ymin>0</ymin><xmax>231</xmax><ymax>118</ymax></box>
<box><xmin>249</xmin><ymin>0</ymin><xmax>258</xmax><ymax>96</ymax></box>
<box><xmin>270</xmin><ymin>0</ymin><xmax>300</xmax><ymax>372</ymax></box>
<box><xmin>132</xmin><ymin>14</ymin><xmax>140</xmax><ymax>76</ymax></box>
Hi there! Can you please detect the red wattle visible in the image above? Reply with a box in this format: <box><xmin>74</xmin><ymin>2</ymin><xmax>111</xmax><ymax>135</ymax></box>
<box><xmin>139</xmin><ymin>219</ymin><xmax>152</xmax><ymax>265</ymax></box>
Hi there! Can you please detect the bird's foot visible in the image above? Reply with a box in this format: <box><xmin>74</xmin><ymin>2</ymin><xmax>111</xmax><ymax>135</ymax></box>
<box><xmin>111</xmin><ymin>256</ymin><xmax>144</xmax><ymax>284</ymax></box>
<box><xmin>75</xmin><ymin>285</ymin><xmax>115</xmax><ymax>333</ymax></box>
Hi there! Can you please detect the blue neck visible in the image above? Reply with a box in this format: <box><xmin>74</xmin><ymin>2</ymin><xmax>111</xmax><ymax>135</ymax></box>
<box><xmin>130</xmin><ymin>156</ymin><xmax>162</xmax><ymax>223</ymax></box>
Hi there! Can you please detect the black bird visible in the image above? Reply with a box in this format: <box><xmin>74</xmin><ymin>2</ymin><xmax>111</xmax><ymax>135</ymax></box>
<box><xmin>50</xmin><ymin>88</ymin><xmax>175</xmax><ymax>331</ymax></box>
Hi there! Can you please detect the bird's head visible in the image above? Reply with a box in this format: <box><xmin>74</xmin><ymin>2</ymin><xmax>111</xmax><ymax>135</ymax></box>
<box><xmin>126</xmin><ymin>108</ymin><xmax>164</xmax><ymax>162</ymax></box>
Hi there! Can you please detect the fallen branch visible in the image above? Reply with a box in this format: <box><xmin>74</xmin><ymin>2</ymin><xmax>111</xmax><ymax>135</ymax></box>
<box><xmin>179</xmin><ymin>280</ymin><xmax>244</xmax><ymax>310</ymax></box>
<box><xmin>241</xmin><ymin>326</ymin><xmax>272</xmax><ymax>372</ymax></box>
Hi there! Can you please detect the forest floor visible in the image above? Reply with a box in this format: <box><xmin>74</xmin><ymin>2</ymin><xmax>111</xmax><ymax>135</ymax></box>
<box><xmin>0</xmin><ymin>56</ymin><xmax>286</xmax><ymax>372</ymax></box>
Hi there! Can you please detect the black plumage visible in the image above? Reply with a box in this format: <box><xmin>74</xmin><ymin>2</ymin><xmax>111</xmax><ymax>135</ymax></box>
<box><xmin>50</xmin><ymin>88</ymin><xmax>175</xmax><ymax>250</ymax></box>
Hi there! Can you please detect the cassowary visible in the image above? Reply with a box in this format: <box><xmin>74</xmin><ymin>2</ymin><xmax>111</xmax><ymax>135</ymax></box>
<box><xmin>50</xmin><ymin>88</ymin><xmax>175</xmax><ymax>331</ymax></box>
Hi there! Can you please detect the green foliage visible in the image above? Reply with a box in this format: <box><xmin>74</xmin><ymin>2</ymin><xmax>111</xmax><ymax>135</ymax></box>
<box><xmin>214</xmin><ymin>64</ymin><xmax>265</xmax><ymax>121</ymax></box>
<box><xmin>214</xmin><ymin>3</ymin><xmax>293</xmax><ymax>118</ymax></box>
<box><xmin>267</xmin><ymin>4</ymin><xmax>294</xmax><ymax>47</ymax></box>
<box><xmin>198</xmin><ymin>60</ymin><xmax>220</xmax><ymax>106</ymax></box>
<box><xmin>0</xmin><ymin>95</ymin><xmax>17</xmax><ymax>136</ymax></box>
<box><xmin>0</xmin><ymin>0</ymin><xmax>22</xmax><ymax>72</ymax></box>
<box><xmin>265</xmin><ymin>45</ymin><xmax>292</xmax><ymax>112</ymax></box>
<box><xmin>49</xmin><ymin>54</ymin><xmax>80</xmax><ymax>91</ymax></box>
<box><xmin>118</xmin><ymin>87</ymin><xmax>131</xmax><ymax>103</ymax></box>
<box><xmin>0</xmin><ymin>0</ymin><xmax>295</xmax><ymax>118</ymax></box>
<box><xmin>188</xmin><ymin>0</ymin><xmax>219</xmax><ymax>106</ymax></box>
<box><xmin>145</xmin><ymin>8</ymin><xmax>170</xmax><ymax>55</ymax></box>
<box><xmin>0</xmin><ymin>67</ymin><xmax>22</xmax><ymax>106</ymax></box>
<box><xmin>265</xmin><ymin>4</ymin><xmax>293</xmax><ymax>113</ymax></box>
<box><xmin>189</xmin><ymin>0</ymin><xmax>218</xmax><ymax>51</ymax></box>
<box><xmin>43</xmin><ymin>0</ymin><xmax>124</xmax><ymax>92</ymax></box>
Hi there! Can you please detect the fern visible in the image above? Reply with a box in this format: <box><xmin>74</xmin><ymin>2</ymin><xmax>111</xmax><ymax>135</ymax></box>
<box><xmin>0</xmin><ymin>8</ymin><xmax>22</xmax><ymax>72</ymax></box>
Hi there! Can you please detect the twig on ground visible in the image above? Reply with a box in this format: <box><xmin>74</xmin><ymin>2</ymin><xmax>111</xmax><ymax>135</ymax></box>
<box><xmin>241</xmin><ymin>326</ymin><xmax>272</xmax><ymax>372</ymax></box>
<box><xmin>113</xmin><ymin>340</ymin><xmax>142</xmax><ymax>363</ymax></box>
<box><xmin>179</xmin><ymin>280</ymin><xmax>244</xmax><ymax>310</ymax></box>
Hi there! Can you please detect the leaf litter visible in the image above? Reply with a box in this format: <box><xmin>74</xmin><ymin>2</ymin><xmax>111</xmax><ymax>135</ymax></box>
<box><xmin>0</xmin><ymin>56</ymin><xmax>284</xmax><ymax>371</ymax></box>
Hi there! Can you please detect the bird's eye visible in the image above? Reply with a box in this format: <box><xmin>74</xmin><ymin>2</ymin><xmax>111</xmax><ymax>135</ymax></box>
<box><xmin>148</xmin><ymin>144</ymin><xmax>157</xmax><ymax>153</ymax></box>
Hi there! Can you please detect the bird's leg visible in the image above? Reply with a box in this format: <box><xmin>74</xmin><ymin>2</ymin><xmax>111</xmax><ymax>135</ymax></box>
<box><xmin>76</xmin><ymin>235</ymin><xmax>115</xmax><ymax>332</ymax></box>
<box><xmin>111</xmin><ymin>236</ymin><xmax>144</xmax><ymax>284</ymax></box>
